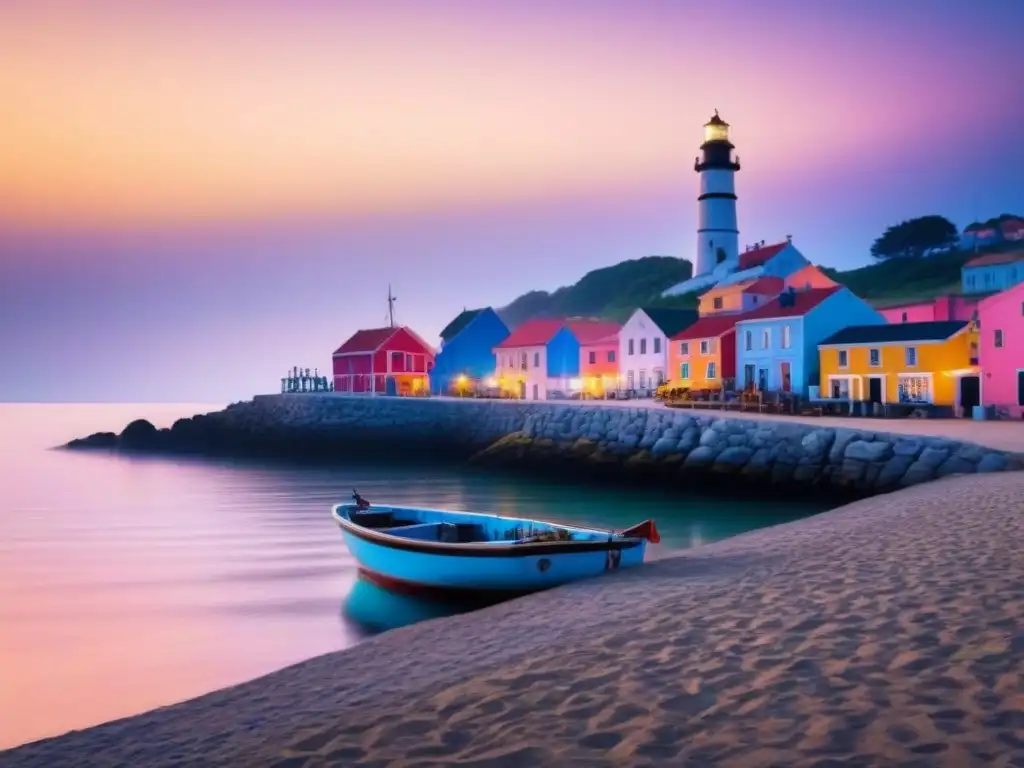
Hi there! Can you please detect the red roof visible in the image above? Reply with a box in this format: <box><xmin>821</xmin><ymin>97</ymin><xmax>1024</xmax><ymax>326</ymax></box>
<box><xmin>965</xmin><ymin>250</ymin><xmax>1024</xmax><ymax>268</ymax></box>
<box><xmin>735</xmin><ymin>287</ymin><xmax>841</xmax><ymax>321</ymax></box>
<box><xmin>672</xmin><ymin>314</ymin><xmax>740</xmax><ymax>340</ymax></box>
<box><xmin>332</xmin><ymin>327</ymin><xmax>399</xmax><ymax>355</ymax></box>
<box><xmin>738</xmin><ymin>241</ymin><xmax>788</xmax><ymax>271</ymax></box>
<box><xmin>494</xmin><ymin>319</ymin><xmax>565</xmax><ymax>349</ymax></box>
<box><xmin>741</xmin><ymin>276</ymin><xmax>785</xmax><ymax>295</ymax></box>
<box><xmin>1002</xmin><ymin>220</ymin><xmax>1024</xmax><ymax>235</ymax></box>
<box><xmin>568</xmin><ymin>319</ymin><xmax>621</xmax><ymax>345</ymax></box>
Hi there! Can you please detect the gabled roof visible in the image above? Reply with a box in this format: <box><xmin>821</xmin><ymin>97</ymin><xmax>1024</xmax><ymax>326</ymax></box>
<box><xmin>1001</xmin><ymin>219</ymin><xmax>1024</xmax><ymax>235</ymax></box>
<box><xmin>672</xmin><ymin>314</ymin><xmax>742</xmax><ymax>341</ymax></box>
<box><xmin>742</xmin><ymin>276</ymin><xmax>785</xmax><ymax>295</ymax></box>
<box><xmin>439</xmin><ymin>308</ymin><xmax>484</xmax><ymax>342</ymax></box>
<box><xmin>738</xmin><ymin>241</ymin><xmax>788</xmax><ymax>271</ymax></box>
<box><xmin>964</xmin><ymin>250</ymin><xmax>1024</xmax><ymax>268</ymax></box>
<box><xmin>332</xmin><ymin>327</ymin><xmax>399</xmax><ymax>355</ymax></box>
<box><xmin>639</xmin><ymin>307</ymin><xmax>700</xmax><ymax>337</ymax></box>
<box><xmin>569</xmin><ymin>319</ymin><xmax>621</xmax><ymax>346</ymax></box>
<box><xmin>494</xmin><ymin>318</ymin><xmax>565</xmax><ymax>349</ymax></box>
<box><xmin>819</xmin><ymin>321</ymin><xmax>968</xmax><ymax>347</ymax></box>
<box><xmin>734</xmin><ymin>287</ymin><xmax>841</xmax><ymax>322</ymax></box>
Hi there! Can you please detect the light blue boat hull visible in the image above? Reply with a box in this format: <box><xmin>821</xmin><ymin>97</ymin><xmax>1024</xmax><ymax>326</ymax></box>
<box><xmin>332</xmin><ymin>503</ymin><xmax>655</xmax><ymax>596</ymax></box>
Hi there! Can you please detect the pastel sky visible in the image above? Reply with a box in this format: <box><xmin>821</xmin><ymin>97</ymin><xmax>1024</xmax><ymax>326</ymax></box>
<box><xmin>2</xmin><ymin>0</ymin><xmax>1023</xmax><ymax>402</ymax></box>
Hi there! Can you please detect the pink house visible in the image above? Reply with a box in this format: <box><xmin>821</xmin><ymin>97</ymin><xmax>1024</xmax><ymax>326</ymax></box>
<box><xmin>978</xmin><ymin>282</ymin><xmax>1024</xmax><ymax>418</ymax></box>
<box><xmin>877</xmin><ymin>295</ymin><xmax>978</xmax><ymax>325</ymax></box>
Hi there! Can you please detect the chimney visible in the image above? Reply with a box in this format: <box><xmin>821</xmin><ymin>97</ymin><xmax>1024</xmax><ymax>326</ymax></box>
<box><xmin>786</xmin><ymin>234</ymin><xmax>793</xmax><ymax>243</ymax></box>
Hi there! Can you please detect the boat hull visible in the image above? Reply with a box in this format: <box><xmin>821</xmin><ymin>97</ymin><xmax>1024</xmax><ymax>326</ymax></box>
<box><xmin>337</xmin><ymin>521</ymin><xmax>647</xmax><ymax>595</ymax></box>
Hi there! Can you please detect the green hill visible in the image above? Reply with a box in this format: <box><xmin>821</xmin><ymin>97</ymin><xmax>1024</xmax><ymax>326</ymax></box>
<box><xmin>498</xmin><ymin>248</ymin><xmax>997</xmax><ymax>326</ymax></box>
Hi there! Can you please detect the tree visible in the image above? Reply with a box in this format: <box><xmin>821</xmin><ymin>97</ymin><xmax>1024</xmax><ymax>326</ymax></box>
<box><xmin>869</xmin><ymin>215</ymin><xmax>958</xmax><ymax>260</ymax></box>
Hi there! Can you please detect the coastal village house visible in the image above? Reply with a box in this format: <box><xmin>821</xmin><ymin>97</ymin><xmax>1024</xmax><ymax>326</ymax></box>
<box><xmin>961</xmin><ymin>251</ymin><xmax>1024</xmax><ymax>294</ymax></box>
<box><xmin>617</xmin><ymin>308</ymin><xmax>698</xmax><ymax>394</ymax></box>
<box><xmin>817</xmin><ymin>321</ymin><xmax>980</xmax><ymax>409</ymax></box>
<box><xmin>429</xmin><ymin>307</ymin><xmax>509</xmax><ymax>395</ymax></box>
<box><xmin>668</xmin><ymin>314</ymin><xmax>740</xmax><ymax>390</ymax></box>
<box><xmin>876</xmin><ymin>294</ymin><xmax>978</xmax><ymax>325</ymax></box>
<box><xmin>493</xmin><ymin>318</ymin><xmax>619</xmax><ymax>400</ymax></box>
<box><xmin>977</xmin><ymin>282</ymin><xmax>1024</xmax><ymax>418</ymax></box>
<box><xmin>705</xmin><ymin>239</ymin><xmax>810</xmax><ymax>289</ymax></box>
<box><xmin>783</xmin><ymin>264</ymin><xmax>839</xmax><ymax>291</ymax></box>
<box><xmin>698</xmin><ymin>276</ymin><xmax>784</xmax><ymax>316</ymax></box>
<box><xmin>734</xmin><ymin>287</ymin><xmax>884</xmax><ymax>395</ymax></box>
<box><xmin>332</xmin><ymin>326</ymin><xmax>435</xmax><ymax>395</ymax></box>
<box><xmin>579</xmin><ymin>329</ymin><xmax>621</xmax><ymax>397</ymax></box>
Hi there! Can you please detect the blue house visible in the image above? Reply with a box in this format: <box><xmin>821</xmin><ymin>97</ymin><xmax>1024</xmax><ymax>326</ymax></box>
<box><xmin>734</xmin><ymin>286</ymin><xmax>884</xmax><ymax>395</ymax></box>
<box><xmin>961</xmin><ymin>252</ymin><xmax>1024</xmax><ymax>295</ymax></box>
<box><xmin>430</xmin><ymin>307</ymin><xmax>510</xmax><ymax>394</ymax></box>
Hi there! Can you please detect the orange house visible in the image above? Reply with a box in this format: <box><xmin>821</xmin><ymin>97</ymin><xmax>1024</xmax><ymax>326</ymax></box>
<box><xmin>668</xmin><ymin>314</ymin><xmax>742</xmax><ymax>390</ymax></box>
<box><xmin>699</xmin><ymin>276</ymin><xmax>784</xmax><ymax>316</ymax></box>
<box><xmin>784</xmin><ymin>264</ymin><xmax>838</xmax><ymax>291</ymax></box>
<box><xmin>579</xmin><ymin>330</ymin><xmax>620</xmax><ymax>396</ymax></box>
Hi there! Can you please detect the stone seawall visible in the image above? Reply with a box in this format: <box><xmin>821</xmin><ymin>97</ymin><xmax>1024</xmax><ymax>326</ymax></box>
<box><xmin>69</xmin><ymin>394</ymin><xmax>1023</xmax><ymax>497</ymax></box>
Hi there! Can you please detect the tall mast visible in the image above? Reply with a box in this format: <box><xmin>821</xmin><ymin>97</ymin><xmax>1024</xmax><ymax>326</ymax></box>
<box><xmin>387</xmin><ymin>285</ymin><xmax>397</xmax><ymax>327</ymax></box>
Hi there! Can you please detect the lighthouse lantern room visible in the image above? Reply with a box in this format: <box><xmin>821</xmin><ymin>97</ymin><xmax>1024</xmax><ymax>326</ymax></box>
<box><xmin>694</xmin><ymin>110</ymin><xmax>741</xmax><ymax>278</ymax></box>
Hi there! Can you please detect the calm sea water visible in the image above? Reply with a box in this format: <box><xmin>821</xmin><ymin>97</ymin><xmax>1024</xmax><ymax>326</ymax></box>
<box><xmin>0</xmin><ymin>403</ymin><xmax>830</xmax><ymax>749</ymax></box>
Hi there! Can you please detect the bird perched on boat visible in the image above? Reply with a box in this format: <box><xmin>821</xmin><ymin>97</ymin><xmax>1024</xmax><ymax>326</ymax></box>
<box><xmin>352</xmin><ymin>489</ymin><xmax>371</xmax><ymax>511</ymax></box>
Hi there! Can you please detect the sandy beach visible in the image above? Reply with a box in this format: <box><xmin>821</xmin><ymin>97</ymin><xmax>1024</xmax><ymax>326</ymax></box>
<box><xmin>3</xmin><ymin>471</ymin><xmax>1023</xmax><ymax>767</ymax></box>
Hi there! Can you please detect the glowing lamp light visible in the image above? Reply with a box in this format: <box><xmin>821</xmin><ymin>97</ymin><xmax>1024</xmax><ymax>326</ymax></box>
<box><xmin>485</xmin><ymin>376</ymin><xmax>497</xmax><ymax>387</ymax></box>
<box><xmin>457</xmin><ymin>374</ymin><xmax>468</xmax><ymax>385</ymax></box>
<box><xmin>569</xmin><ymin>378</ymin><xmax>582</xmax><ymax>390</ymax></box>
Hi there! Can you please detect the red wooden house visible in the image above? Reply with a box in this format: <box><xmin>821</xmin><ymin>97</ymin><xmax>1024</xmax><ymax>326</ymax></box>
<box><xmin>332</xmin><ymin>326</ymin><xmax>436</xmax><ymax>395</ymax></box>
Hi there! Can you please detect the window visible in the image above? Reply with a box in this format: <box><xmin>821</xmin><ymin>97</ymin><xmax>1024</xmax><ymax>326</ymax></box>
<box><xmin>905</xmin><ymin>346</ymin><xmax>917</xmax><ymax>366</ymax></box>
<box><xmin>607</xmin><ymin>350</ymin><xmax>616</xmax><ymax>363</ymax></box>
<box><xmin>838</xmin><ymin>350</ymin><xmax>849</xmax><ymax>368</ymax></box>
<box><xmin>680</xmin><ymin>362</ymin><xmax>690</xmax><ymax>379</ymax></box>
<box><xmin>533</xmin><ymin>351</ymin><xmax>540</xmax><ymax>367</ymax></box>
<box><xmin>680</xmin><ymin>341</ymin><xmax>689</xmax><ymax>355</ymax></box>
<box><xmin>968</xmin><ymin>275</ymin><xmax>976</xmax><ymax>288</ymax></box>
<box><xmin>405</xmin><ymin>353</ymin><xmax>413</xmax><ymax>370</ymax></box>
<box><xmin>713</xmin><ymin>296</ymin><xmax>723</xmax><ymax>309</ymax></box>
<box><xmin>869</xmin><ymin>348</ymin><xmax>881</xmax><ymax>367</ymax></box>
<box><xmin>653</xmin><ymin>337</ymin><xmax>661</xmax><ymax>354</ymax></box>
<box><xmin>898</xmin><ymin>376</ymin><xmax>930</xmax><ymax>404</ymax></box>
<box><xmin>995</xmin><ymin>329</ymin><xmax>1004</xmax><ymax>348</ymax></box>
<box><xmin>628</xmin><ymin>339</ymin><xmax>635</xmax><ymax>355</ymax></box>
<box><xmin>830</xmin><ymin>378</ymin><xmax>850</xmax><ymax>399</ymax></box>
<box><xmin>762</xmin><ymin>329</ymin><xmax>771</xmax><ymax>349</ymax></box>
<box><xmin>640</xmin><ymin>338</ymin><xmax>647</xmax><ymax>355</ymax></box>
<box><xmin>700</xmin><ymin>340</ymin><xmax>709</xmax><ymax>355</ymax></box>
<box><xmin>521</xmin><ymin>352</ymin><xmax>528</xmax><ymax>370</ymax></box>
<box><xmin>588</xmin><ymin>351</ymin><xmax>596</xmax><ymax>365</ymax></box>
<box><xmin>744</xmin><ymin>330</ymin><xmax>752</xmax><ymax>351</ymax></box>
<box><xmin>781</xmin><ymin>325</ymin><xmax>792</xmax><ymax>349</ymax></box>
<box><xmin>706</xmin><ymin>361</ymin><xmax>717</xmax><ymax>379</ymax></box>
<box><xmin>1021</xmin><ymin>301</ymin><xmax>1024</xmax><ymax>316</ymax></box>
<box><xmin>901</xmin><ymin>312</ymin><xmax>908</xmax><ymax>323</ymax></box>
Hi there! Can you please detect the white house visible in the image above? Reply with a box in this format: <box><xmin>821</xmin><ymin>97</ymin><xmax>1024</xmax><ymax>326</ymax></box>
<box><xmin>617</xmin><ymin>308</ymin><xmax>699</xmax><ymax>393</ymax></box>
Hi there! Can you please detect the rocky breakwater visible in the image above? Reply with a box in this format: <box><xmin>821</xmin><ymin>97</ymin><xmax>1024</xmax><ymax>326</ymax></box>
<box><xmin>64</xmin><ymin>394</ymin><xmax>1022</xmax><ymax>495</ymax></box>
<box><xmin>470</xmin><ymin>404</ymin><xmax>1023</xmax><ymax>496</ymax></box>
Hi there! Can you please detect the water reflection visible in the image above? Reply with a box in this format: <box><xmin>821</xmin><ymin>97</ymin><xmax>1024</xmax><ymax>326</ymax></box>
<box><xmin>342</xmin><ymin>576</ymin><xmax>496</xmax><ymax>636</ymax></box>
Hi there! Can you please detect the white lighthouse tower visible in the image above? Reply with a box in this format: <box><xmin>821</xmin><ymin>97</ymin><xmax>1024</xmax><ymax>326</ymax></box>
<box><xmin>694</xmin><ymin>110</ymin><xmax>740</xmax><ymax>277</ymax></box>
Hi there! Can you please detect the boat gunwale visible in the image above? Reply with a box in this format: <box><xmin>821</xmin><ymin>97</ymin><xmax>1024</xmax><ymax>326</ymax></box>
<box><xmin>331</xmin><ymin>503</ymin><xmax>645</xmax><ymax>558</ymax></box>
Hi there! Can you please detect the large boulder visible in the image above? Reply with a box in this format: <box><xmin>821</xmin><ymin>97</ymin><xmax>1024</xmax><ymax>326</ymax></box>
<box><xmin>66</xmin><ymin>431</ymin><xmax>118</xmax><ymax>449</ymax></box>
<box><xmin>119</xmin><ymin>419</ymin><xmax>160</xmax><ymax>448</ymax></box>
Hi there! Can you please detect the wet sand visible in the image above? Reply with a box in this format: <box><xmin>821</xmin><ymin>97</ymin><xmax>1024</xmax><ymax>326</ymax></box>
<box><xmin>3</xmin><ymin>472</ymin><xmax>1023</xmax><ymax>767</ymax></box>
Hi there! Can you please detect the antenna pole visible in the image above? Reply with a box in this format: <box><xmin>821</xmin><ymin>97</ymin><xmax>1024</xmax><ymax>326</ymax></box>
<box><xmin>387</xmin><ymin>285</ymin><xmax>397</xmax><ymax>327</ymax></box>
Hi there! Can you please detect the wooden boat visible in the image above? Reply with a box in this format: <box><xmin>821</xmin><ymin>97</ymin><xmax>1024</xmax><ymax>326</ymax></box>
<box><xmin>332</xmin><ymin>490</ymin><xmax>660</xmax><ymax>597</ymax></box>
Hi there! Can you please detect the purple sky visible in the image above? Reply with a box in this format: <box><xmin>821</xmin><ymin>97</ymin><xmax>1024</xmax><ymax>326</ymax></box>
<box><xmin>2</xmin><ymin>0</ymin><xmax>1023</xmax><ymax>402</ymax></box>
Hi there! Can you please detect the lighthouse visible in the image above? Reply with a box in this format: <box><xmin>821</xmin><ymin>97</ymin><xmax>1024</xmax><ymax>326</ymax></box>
<box><xmin>694</xmin><ymin>110</ymin><xmax>740</xmax><ymax>277</ymax></box>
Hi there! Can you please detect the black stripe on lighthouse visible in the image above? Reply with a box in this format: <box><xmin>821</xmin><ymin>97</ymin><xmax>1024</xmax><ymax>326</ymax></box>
<box><xmin>697</xmin><ymin>192</ymin><xmax>737</xmax><ymax>201</ymax></box>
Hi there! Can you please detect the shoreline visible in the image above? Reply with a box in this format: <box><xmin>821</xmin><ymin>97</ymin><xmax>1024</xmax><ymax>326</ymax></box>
<box><xmin>61</xmin><ymin>395</ymin><xmax>1024</xmax><ymax>500</ymax></box>
<box><xmin>4</xmin><ymin>471</ymin><xmax>1023</xmax><ymax>766</ymax></box>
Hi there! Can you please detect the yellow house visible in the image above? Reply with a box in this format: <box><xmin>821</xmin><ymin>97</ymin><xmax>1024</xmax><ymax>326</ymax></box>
<box><xmin>817</xmin><ymin>320</ymin><xmax>980</xmax><ymax>408</ymax></box>
<box><xmin>698</xmin><ymin>276</ymin><xmax>785</xmax><ymax>316</ymax></box>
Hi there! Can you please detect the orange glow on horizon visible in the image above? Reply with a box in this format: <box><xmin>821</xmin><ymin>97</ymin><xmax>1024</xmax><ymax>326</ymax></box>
<box><xmin>0</xmin><ymin>2</ymin><xmax>938</xmax><ymax>229</ymax></box>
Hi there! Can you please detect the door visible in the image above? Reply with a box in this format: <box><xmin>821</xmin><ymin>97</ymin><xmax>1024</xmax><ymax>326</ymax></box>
<box><xmin>868</xmin><ymin>377</ymin><xmax>882</xmax><ymax>404</ymax></box>
<box><xmin>743</xmin><ymin>364</ymin><xmax>755</xmax><ymax>389</ymax></box>
<box><xmin>757</xmin><ymin>368</ymin><xmax>768</xmax><ymax>391</ymax></box>
<box><xmin>779</xmin><ymin>362</ymin><xmax>792</xmax><ymax>392</ymax></box>
<box><xmin>959</xmin><ymin>375</ymin><xmax>980</xmax><ymax>412</ymax></box>
<box><xmin>1018</xmin><ymin>370</ymin><xmax>1024</xmax><ymax>406</ymax></box>
<box><xmin>532</xmin><ymin>383</ymin><xmax>539</xmax><ymax>401</ymax></box>
<box><xmin>518</xmin><ymin>381</ymin><xmax>526</xmax><ymax>399</ymax></box>
<box><xmin>626</xmin><ymin>371</ymin><xmax>634</xmax><ymax>391</ymax></box>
